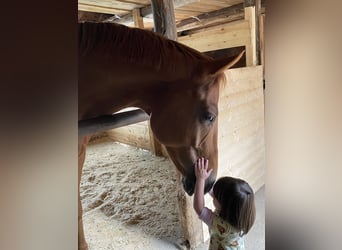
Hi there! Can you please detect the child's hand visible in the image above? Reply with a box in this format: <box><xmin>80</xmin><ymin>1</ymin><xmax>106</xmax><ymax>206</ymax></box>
<box><xmin>195</xmin><ymin>157</ymin><xmax>213</xmax><ymax>181</ymax></box>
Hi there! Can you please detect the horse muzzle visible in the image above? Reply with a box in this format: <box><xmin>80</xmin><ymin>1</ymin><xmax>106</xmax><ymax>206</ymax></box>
<box><xmin>182</xmin><ymin>174</ymin><xmax>216</xmax><ymax>196</ymax></box>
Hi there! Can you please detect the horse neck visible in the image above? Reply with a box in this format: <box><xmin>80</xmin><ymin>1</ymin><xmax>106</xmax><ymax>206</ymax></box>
<box><xmin>109</xmin><ymin>66</ymin><xmax>173</xmax><ymax>115</ymax></box>
<box><xmin>108</xmin><ymin>52</ymin><xmax>201</xmax><ymax>111</ymax></box>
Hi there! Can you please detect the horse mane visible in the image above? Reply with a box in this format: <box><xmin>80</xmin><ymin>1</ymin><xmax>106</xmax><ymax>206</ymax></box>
<box><xmin>79</xmin><ymin>22</ymin><xmax>213</xmax><ymax>74</ymax></box>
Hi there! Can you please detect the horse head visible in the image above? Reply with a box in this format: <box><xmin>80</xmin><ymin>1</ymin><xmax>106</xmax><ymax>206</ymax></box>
<box><xmin>149</xmin><ymin>51</ymin><xmax>245</xmax><ymax>195</ymax></box>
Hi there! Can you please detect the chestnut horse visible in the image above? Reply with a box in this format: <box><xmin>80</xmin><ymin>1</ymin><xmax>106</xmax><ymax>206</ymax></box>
<box><xmin>78</xmin><ymin>22</ymin><xmax>244</xmax><ymax>249</ymax></box>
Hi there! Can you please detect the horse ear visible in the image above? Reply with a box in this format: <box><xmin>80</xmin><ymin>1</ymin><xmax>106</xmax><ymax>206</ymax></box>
<box><xmin>207</xmin><ymin>50</ymin><xmax>245</xmax><ymax>75</ymax></box>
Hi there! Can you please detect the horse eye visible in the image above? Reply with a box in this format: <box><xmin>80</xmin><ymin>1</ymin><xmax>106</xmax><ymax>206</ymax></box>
<box><xmin>203</xmin><ymin>112</ymin><xmax>216</xmax><ymax>123</ymax></box>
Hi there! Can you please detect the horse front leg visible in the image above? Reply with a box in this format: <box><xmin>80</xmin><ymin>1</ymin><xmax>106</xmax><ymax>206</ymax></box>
<box><xmin>78</xmin><ymin>136</ymin><xmax>90</xmax><ymax>250</ymax></box>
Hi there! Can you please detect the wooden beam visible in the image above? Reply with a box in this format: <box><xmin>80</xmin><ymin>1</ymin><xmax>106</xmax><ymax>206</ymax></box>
<box><xmin>179</xmin><ymin>14</ymin><xmax>244</xmax><ymax>35</ymax></box>
<box><xmin>79</xmin><ymin>0</ymin><xmax>144</xmax><ymax>11</ymax></box>
<box><xmin>244</xmin><ymin>0</ymin><xmax>255</xmax><ymax>7</ymax></box>
<box><xmin>245</xmin><ymin>6</ymin><xmax>257</xmax><ymax>66</ymax></box>
<box><xmin>105</xmin><ymin>5</ymin><xmax>152</xmax><ymax>23</ymax></box>
<box><xmin>132</xmin><ymin>8</ymin><xmax>144</xmax><ymax>28</ymax></box>
<box><xmin>118</xmin><ymin>0</ymin><xmax>150</xmax><ymax>4</ymax></box>
<box><xmin>151</xmin><ymin>0</ymin><xmax>177</xmax><ymax>38</ymax></box>
<box><xmin>177</xmin><ymin>3</ymin><xmax>244</xmax><ymax>32</ymax></box>
<box><xmin>255</xmin><ymin>0</ymin><xmax>261</xmax><ymax>65</ymax></box>
<box><xmin>178</xmin><ymin>21</ymin><xmax>250</xmax><ymax>52</ymax></box>
<box><xmin>176</xmin><ymin>172</ymin><xmax>203</xmax><ymax>247</ymax></box>
<box><xmin>78</xmin><ymin>109</ymin><xmax>149</xmax><ymax>137</ymax></box>
<box><xmin>78</xmin><ymin>10</ymin><xmax>113</xmax><ymax>22</ymax></box>
<box><xmin>148</xmin><ymin>121</ymin><xmax>163</xmax><ymax>156</ymax></box>
<box><xmin>260</xmin><ymin>14</ymin><xmax>265</xmax><ymax>77</ymax></box>
<box><xmin>110</xmin><ymin>0</ymin><xmax>199</xmax><ymax>25</ymax></box>
<box><xmin>78</xmin><ymin>3</ymin><xmax>130</xmax><ymax>15</ymax></box>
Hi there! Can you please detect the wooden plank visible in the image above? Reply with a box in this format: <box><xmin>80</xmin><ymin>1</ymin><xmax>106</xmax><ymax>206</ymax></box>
<box><xmin>255</xmin><ymin>0</ymin><xmax>261</xmax><ymax>64</ymax></box>
<box><xmin>244</xmin><ymin>0</ymin><xmax>255</xmax><ymax>7</ymax></box>
<box><xmin>151</xmin><ymin>0</ymin><xmax>177</xmax><ymax>39</ymax></box>
<box><xmin>79</xmin><ymin>0</ymin><xmax>144</xmax><ymax>10</ymax></box>
<box><xmin>78</xmin><ymin>10</ymin><xmax>113</xmax><ymax>22</ymax></box>
<box><xmin>148</xmin><ymin>121</ymin><xmax>164</xmax><ymax>156</ymax></box>
<box><xmin>107</xmin><ymin>121</ymin><xmax>151</xmax><ymax>150</ymax></box>
<box><xmin>219</xmin><ymin>100</ymin><xmax>264</xmax><ymax>138</ymax></box>
<box><xmin>180</xmin><ymin>15</ymin><xmax>244</xmax><ymax>34</ymax></box>
<box><xmin>219</xmin><ymin>117</ymin><xmax>264</xmax><ymax>148</ymax></box>
<box><xmin>106</xmin><ymin>5</ymin><xmax>151</xmax><ymax>23</ymax></box>
<box><xmin>244</xmin><ymin>6</ymin><xmax>257</xmax><ymax>66</ymax></box>
<box><xmin>260</xmin><ymin>14</ymin><xmax>265</xmax><ymax>77</ymax></box>
<box><xmin>78</xmin><ymin>3</ymin><xmax>129</xmax><ymax>15</ymax></box>
<box><xmin>112</xmin><ymin>0</ymin><xmax>199</xmax><ymax>25</ymax></box>
<box><xmin>132</xmin><ymin>8</ymin><xmax>144</xmax><ymax>28</ymax></box>
<box><xmin>178</xmin><ymin>20</ymin><xmax>250</xmax><ymax>52</ymax></box>
<box><xmin>197</xmin><ymin>0</ymin><xmax>243</xmax><ymax>6</ymax></box>
<box><xmin>176</xmin><ymin>3</ymin><xmax>244</xmax><ymax>32</ymax></box>
<box><xmin>176</xmin><ymin>174</ymin><xmax>204</xmax><ymax>247</ymax></box>
<box><xmin>171</xmin><ymin>8</ymin><xmax>203</xmax><ymax>17</ymax></box>
<box><xmin>218</xmin><ymin>148</ymin><xmax>265</xmax><ymax>193</ymax></box>
<box><xmin>221</xmin><ymin>63</ymin><xmax>263</xmax><ymax>95</ymax></box>
<box><xmin>219</xmin><ymin>87</ymin><xmax>264</xmax><ymax>109</ymax></box>
<box><xmin>219</xmin><ymin>141</ymin><xmax>264</xmax><ymax>177</ymax></box>
<box><xmin>218</xmin><ymin>65</ymin><xmax>264</xmax><ymax>192</ymax></box>
<box><xmin>118</xmin><ymin>0</ymin><xmax>150</xmax><ymax>4</ymax></box>
<box><xmin>176</xmin><ymin>5</ymin><xmax>216</xmax><ymax>13</ymax></box>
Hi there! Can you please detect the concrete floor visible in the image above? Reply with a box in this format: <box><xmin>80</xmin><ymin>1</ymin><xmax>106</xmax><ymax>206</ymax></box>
<box><xmin>195</xmin><ymin>185</ymin><xmax>265</xmax><ymax>250</ymax></box>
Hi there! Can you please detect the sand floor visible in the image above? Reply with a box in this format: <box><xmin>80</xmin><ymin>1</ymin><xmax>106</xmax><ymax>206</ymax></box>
<box><xmin>80</xmin><ymin>138</ymin><xmax>189</xmax><ymax>250</ymax></box>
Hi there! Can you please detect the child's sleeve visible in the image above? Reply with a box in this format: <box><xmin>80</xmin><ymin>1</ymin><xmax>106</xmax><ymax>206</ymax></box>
<box><xmin>198</xmin><ymin>207</ymin><xmax>214</xmax><ymax>228</ymax></box>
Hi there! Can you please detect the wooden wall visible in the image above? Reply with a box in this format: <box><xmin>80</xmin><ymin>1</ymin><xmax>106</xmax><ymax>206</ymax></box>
<box><xmin>178</xmin><ymin>5</ymin><xmax>257</xmax><ymax>66</ymax></box>
<box><xmin>106</xmin><ymin>120</ymin><xmax>169</xmax><ymax>157</ymax></box>
<box><xmin>107</xmin><ymin>121</ymin><xmax>150</xmax><ymax>150</ymax></box>
<box><xmin>218</xmin><ymin>65</ymin><xmax>264</xmax><ymax>192</ymax></box>
<box><xmin>200</xmin><ymin>65</ymin><xmax>264</xmax><ymax>242</ymax></box>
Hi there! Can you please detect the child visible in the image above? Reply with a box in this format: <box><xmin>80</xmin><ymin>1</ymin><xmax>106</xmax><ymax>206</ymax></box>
<box><xmin>194</xmin><ymin>157</ymin><xmax>256</xmax><ymax>250</ymax></box>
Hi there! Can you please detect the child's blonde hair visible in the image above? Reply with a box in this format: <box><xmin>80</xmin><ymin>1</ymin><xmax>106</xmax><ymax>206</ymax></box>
<box><xmin>213</xmin><ymin>177</ymin><xmax>256</xmax><ymax>235</ymax></box>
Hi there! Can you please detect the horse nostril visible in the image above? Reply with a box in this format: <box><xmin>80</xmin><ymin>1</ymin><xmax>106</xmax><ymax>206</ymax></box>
<box><xmin>204</xmin><ymin>181</ymin><xmax>215</xmax><ymax>194</ymax></box>
<box><xmin>181</xmin><ymin>176</ymin><xmax>195</xmax><ymax>196</ymax></box>
<box><xmin>204</xmin><ymin>175</ymin><xmax>216</xmax><ymax>194</ymax></box>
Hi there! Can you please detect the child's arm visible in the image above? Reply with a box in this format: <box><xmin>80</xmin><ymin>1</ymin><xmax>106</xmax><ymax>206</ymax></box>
<box><xmin>193</xmin><ymin>158</ymin><xmax>213</xmax><ymax>216</ymax></box>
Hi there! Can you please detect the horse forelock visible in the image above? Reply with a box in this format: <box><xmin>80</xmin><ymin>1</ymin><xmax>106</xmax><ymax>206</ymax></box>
<box><xmin>79</xmin><ymin>22</ymin><xmax>212</xmax><ymax>74</ymax></box>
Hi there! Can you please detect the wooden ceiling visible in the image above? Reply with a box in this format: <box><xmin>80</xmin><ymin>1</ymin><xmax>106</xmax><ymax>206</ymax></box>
<box><xmin>78</xmin><ymin>0</ymin><xmax>264</xmax><ymax>34</ymax></box>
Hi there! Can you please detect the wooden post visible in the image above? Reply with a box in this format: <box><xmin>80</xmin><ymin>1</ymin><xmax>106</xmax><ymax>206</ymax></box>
<box><xmin>260</xmin><ymin>14</ymin><xmax>265</xmax><ymax>78</ymax></box>
<box><xmin>133</xmin><ymin>8</ymin><xmax>144</xmax><ymax>28</ymax></box>
<box><xmin>244</xmin><ymin>0</ymin><xmax>257</xmax><ymax>66</ymax></box>
<box><xmin>255</xmin><ymin>0</ymin><xmax>261</xmax><ymax>65</ymax></box>
<box><xmin>148</xmin><ymin>121</ymin><xmax>163</xmax><ymax>156</ymax></box>
<box><xmin>150</xmin><ymin>0</ymin><xmax>203</xmax><ymax>248</ymax></box>
<box><xmin>151</xmin><ymin>0</ymin><xmax>177</xmax><ymax>39</ymax></box>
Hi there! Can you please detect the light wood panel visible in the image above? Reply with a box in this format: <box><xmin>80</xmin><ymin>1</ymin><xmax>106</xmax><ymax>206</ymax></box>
<box><xmin>107</xmin><ymin>121</ymin><xmax>151</xmax><ymax>150</ymax></box>
<box><xmin>78</xmin><ymin>3</ymin><xmax>130</xmax><ymax>15</ymax></box>
<box><xmin>218</xmin><ymin>65</ymin><xmax>264</xmax><ymax>192</ymax></box>
<box><xmin>178</xmin><ymin>20</ymin><xmax>250</xmax><ymax>52</ymax></box>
